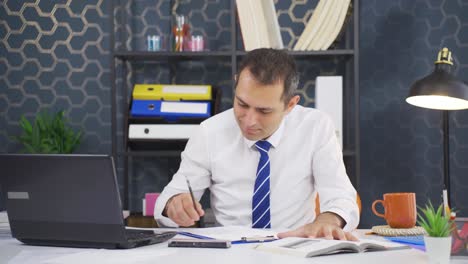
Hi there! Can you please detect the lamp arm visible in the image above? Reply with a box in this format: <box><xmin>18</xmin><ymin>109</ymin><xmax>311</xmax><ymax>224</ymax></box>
<box><xmin>443</xmin><ymin>110</ymin><xmax>450</xmax><ymax>207</ymax></box>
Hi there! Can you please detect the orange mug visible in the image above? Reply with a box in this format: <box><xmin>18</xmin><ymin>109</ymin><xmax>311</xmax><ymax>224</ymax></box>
<box><xmin>372</xmin><ymin>192</ymin><xmax>416</xmax><ymax>228</ymax></box>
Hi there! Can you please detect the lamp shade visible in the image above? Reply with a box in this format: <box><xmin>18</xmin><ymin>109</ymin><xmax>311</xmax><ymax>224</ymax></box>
<box><xmin>406</xmin><ymin>48</ymin><xmax>468</xmax><ymax>110</ymax></box>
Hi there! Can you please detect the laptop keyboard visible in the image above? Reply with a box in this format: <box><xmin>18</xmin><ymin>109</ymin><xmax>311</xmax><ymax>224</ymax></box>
<box><xmin>125</xmin><ymin>229</ymin><xmax>177</xmax><ymax>243</ymax></box>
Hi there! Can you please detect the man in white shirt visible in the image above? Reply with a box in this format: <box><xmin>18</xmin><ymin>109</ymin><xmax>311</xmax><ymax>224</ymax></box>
<box><xmin>154</xmin><ymin>48</ymin><xmax>359</xmax><ymax>240</ymax></box>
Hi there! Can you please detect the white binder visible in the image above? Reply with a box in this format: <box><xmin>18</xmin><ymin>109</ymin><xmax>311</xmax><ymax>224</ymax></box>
<box><xmin>128</xmin><ymin>124</ymin><xmax>199</xmax><ymax>140</ymax></box>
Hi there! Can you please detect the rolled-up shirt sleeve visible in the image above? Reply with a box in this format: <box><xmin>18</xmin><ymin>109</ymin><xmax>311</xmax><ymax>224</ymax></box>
<box><xmin>312</xmin><ymin>115</ymin><xmax>359</xmax><ymax>232</ymax></box>
<box><xmin>154</xmin><ymin>123</ymin><xmax>212</xmax><ymax>227</ymax></box>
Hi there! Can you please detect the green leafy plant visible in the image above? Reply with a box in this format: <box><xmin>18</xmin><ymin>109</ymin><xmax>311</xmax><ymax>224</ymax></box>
<box><xmin>417</xmin><ymin>201</ymin><xmax>454</xmax><ymax>237</ymax></box>
<box><xmin>13</xmin><ymin>111</ymin><xmax>82</xmax><ymax>154</ymax></box>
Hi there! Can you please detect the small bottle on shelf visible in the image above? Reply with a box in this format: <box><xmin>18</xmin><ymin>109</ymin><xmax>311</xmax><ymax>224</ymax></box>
<box><xmin>147</xmin><ymin>35</ymin><xmax>153</xmax><ymax>51</ymax></box>
<box><xmin>152</xmin><ymin>35</ymin><xmax>161</xmax><ymax>51</ymax></box>
<box><xmin>172</xmin><ymin>14</ymin><xmax>190</xmax><ymax>52</ymax></box>
<box><xmin>187</xmin><ymin>35</ymin><xmax>204</xmax><ymax>52</ymax></box>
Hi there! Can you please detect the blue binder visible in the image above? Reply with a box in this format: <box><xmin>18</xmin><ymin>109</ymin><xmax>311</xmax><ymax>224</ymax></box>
<box><xmin>130</xmin><ymin>100</ymin><xmax>211</xmax><ymax>121</ymax></box>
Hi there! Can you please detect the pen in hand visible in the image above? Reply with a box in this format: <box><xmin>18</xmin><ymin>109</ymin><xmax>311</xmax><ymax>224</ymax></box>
<box><xmin>185</xmin><ymin>177</ymin><xmax>205</xmax><ymax>228</ymax></box>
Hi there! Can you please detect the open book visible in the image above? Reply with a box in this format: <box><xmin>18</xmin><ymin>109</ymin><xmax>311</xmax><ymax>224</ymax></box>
<box><xmin>255</xmin><ymin>237</ymin><xmax>410</xmax><ymax>257</ymax></box>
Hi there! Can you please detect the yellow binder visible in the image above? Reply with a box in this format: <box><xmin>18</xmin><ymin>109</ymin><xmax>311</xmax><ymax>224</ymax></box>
<box><xmin>132</xmin><ymin>84</ymin><xmax>212</xmax><ymax>101</ymax></box>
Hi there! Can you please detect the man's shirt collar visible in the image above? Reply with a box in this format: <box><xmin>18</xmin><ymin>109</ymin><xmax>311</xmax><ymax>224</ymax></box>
<box><xmin>244</xmin><ymin>116</ymin><xmax>286</xmax><ymax>149</ymax></box>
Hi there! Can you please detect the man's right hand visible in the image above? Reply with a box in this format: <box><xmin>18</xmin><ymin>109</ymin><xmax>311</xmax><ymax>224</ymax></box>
<box><xmin>164</xmin><ymin>193</ymin><xmax>205</xmax><ymax>227</ymax></box>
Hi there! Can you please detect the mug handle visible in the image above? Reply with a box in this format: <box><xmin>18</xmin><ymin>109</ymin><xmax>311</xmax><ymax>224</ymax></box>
<box><xmin>372</xmin><ymin>200</ymin><xmax>385</xmax><ymax>218</ymax></box>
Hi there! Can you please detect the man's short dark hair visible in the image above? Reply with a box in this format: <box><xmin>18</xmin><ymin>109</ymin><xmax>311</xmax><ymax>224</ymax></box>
<box><xmin>236</xmin><ymin>48</ymin><xmax>299</xmax><ymax>104</ymax></box>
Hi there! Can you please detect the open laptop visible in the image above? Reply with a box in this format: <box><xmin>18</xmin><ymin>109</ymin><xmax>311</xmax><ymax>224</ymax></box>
<box><xmin>0</xmin><ymin>154</ymin><xmax>176</xmax><ymax>249</ymax></box>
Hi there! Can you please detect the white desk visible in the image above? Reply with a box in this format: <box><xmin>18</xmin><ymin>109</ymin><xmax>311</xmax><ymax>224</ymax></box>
<box><xmin>0</xmin><ymin>211</ymin><xmax>464</xmax><ymax>264</ymax></box>
<box><xmin>2</xmin><ymin>229</ymin><xmax>467</xmax><ymax>264</ymax></box>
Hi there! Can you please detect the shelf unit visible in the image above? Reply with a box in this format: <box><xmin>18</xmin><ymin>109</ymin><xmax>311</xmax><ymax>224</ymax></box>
<box><xmin>111</xmin><ymin>0</ymin><xmax>360</xmax><ymax>210</ymax></box>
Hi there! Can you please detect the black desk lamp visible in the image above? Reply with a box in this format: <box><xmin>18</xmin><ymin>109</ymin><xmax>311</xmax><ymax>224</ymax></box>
<box><xmin>406</xmin><ymin>47</ymin><xmax>468</xmax><ymax>208</ymax></box>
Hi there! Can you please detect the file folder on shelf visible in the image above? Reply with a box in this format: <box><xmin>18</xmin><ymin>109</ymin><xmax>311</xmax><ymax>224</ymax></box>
<box><xmin>132</xmin><ymin>84</ymin><xmax>212</xmax><ymax>101</ymax></box>
<box><xmin>128</xmin><ymin>124</ymin><xmax>199</xmax><ymax>150</ymax></box>
<box><xmin>130</xmin><ymin>100</ymin><xmax>211</xmax><ymax>120</ymax></box>
<box><xmin>128</xmin><ymin>124</ymin><xmax>199</xmax><ymax>140</ymax></box>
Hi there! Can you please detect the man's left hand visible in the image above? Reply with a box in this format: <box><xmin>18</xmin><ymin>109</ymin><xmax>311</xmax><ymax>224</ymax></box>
<box><xmin>277</xmin><ymin>212</ymin><xmax>358</xmax><ymax>241</ymax></box>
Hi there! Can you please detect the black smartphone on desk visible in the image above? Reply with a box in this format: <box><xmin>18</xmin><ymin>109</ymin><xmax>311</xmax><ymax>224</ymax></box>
<box><xmin>168</xmin><ymin>238</ymin><xmax>231</xmax><ymax>248</ymax></box>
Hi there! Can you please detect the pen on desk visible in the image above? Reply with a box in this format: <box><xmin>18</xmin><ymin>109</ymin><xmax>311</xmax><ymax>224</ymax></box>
<box><xmin>185</xmin><ymin>177</ymin><xmax>205</xmax><ymax>228</ymax></box>
<box><xmin>240</xmin><ymin>236</ymin><xmax>276</xmax><ymax>242</ymax></box>
<box><xmin>177</xmin><ymin>231</ymin><xmax>213</xmax><ymax>240</ymax></box>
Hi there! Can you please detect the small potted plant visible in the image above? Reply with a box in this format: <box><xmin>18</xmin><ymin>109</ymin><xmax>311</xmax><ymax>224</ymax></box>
<box><xmin>12</xmin><ymin>110</ymin><xmax>82</xmax><ymax>154</ymax></box>
<box><xmin>418</xmin><ymin>201</ymin><xmax>454</xmax><ymax>264</ymax></box>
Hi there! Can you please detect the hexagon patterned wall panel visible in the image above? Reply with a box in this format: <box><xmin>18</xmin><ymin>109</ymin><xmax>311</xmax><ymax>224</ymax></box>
<box><xmin>2</xmin><ymin>0</ymin><xmax>365</xmax><ymax>217</ymax></box>
<box><xmin>0</xmin><ymin>0</ymin><xmax>111</xmax><ymax>154</ymax></box>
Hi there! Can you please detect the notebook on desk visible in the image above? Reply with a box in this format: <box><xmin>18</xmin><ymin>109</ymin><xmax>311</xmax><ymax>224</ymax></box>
<box><xmin>0</xmin><ymin>154</ymin><xmax>176</xmax><ymax>249</ymax></box>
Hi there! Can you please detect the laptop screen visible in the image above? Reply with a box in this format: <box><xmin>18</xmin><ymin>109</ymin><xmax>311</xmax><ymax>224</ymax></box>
<box><xmin>0</xmin><ymin>154</ymin><xmax>126</xmax><ymax>245</ymax></box>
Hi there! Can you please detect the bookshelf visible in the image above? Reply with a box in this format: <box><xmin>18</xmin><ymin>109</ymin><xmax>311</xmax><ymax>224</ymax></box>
<box><xmin>111</xmin><ymin>0</ymin><xmax>360</xmax><ymax>211</ymax></box>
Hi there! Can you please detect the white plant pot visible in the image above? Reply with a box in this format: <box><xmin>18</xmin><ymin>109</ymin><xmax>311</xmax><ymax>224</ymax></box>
<box><xmin>424</xmin><ymin>236</ymin><xmax>452</xmax><ymax>264</ymax></box>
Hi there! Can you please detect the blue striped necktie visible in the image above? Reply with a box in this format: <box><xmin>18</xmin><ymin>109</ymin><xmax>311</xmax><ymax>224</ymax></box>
<box><xmin>252</xmin><ymin>140</ymin><xmax>272</xmax><ymax>228</ymax></box>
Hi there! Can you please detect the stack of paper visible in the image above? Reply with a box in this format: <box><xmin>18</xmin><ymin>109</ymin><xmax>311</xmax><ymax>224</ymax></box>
<box><xmin>171</xmin><ymin>226</ymin><xmax>278</xmax><ymax>244</ymax></box>
<box><xmin>236</xmin><ymin>0</ymin><xmax>283</xmax><ymax>51</ymax></box>
<box><xmin>0</xmin><ymin>211</ymin><xmax>11</xmax><ymax>238</ymax></box>
<box><xmin>294</xmin><ymin>0</ymin><xmax>351</xmax><ymax>51</ymax></box>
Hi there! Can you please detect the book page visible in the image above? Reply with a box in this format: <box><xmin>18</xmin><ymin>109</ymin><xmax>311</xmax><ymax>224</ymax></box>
<box><xmin>357</xmin><ymin>239</ymin><xmax>411</xmax><ymax>252</ymax></box>
<box><xmin>255</xmin><ymin>237</ymin><xmax>410</xmax><ymax>258</ymax></box>
<box><xmin>255</xmin><ymin>237</ymin><xmax>360</xmax><ymax>257</ymax></box>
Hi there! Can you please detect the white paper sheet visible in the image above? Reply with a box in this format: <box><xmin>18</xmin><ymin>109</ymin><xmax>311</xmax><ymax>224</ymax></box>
<box><xmin>0</xmin><ymin>211</ymin><xmax>11</xmax><ymax>239</ymax></box>
<box><xmin>176</xmin><ymin>226</ymin><xmax>281</xmax><ymax>241</ymax></box>
<box><xmin>0</xmin><ymin>211</ymin><xmax>8</xmax><ymax>224</ymax></box>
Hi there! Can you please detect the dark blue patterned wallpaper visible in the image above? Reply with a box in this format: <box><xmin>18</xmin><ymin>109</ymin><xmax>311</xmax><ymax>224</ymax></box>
<box><xmin>2</xmin><ymin>0</ymin><xmax>468</xmax><ymax>229</ymax></box>
<box><xmin>360</xmin><ymin>0</ymin><xmax>468</xmax><ymax>227</ymax></box>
